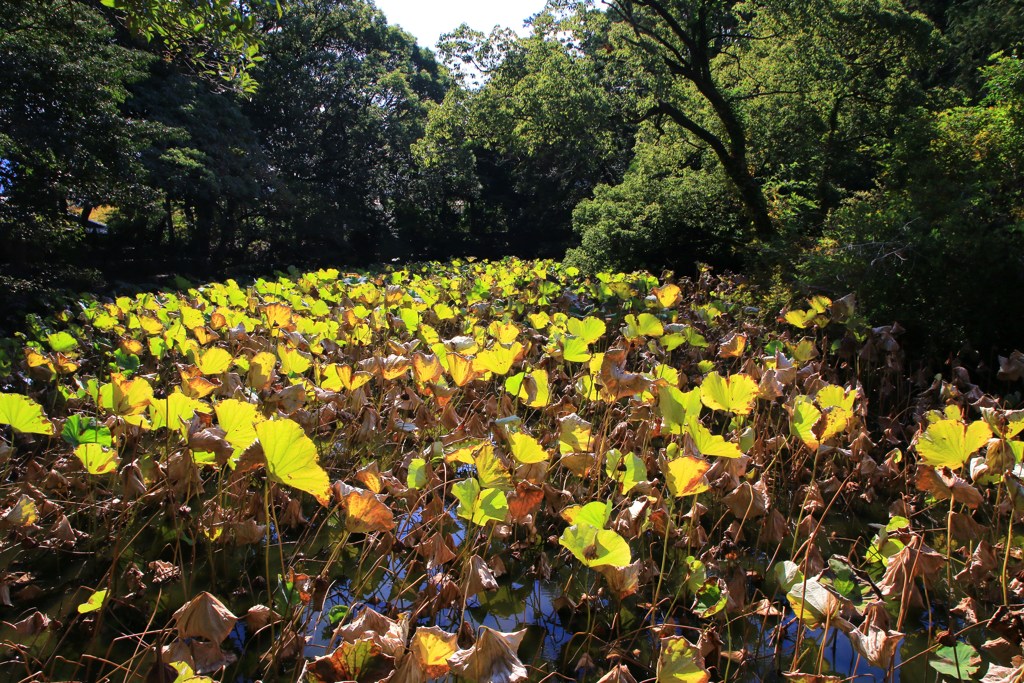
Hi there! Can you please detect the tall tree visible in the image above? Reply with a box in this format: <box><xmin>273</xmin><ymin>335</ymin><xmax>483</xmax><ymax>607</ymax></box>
<box><xmin>248</xmin><ymin>0</ymin><xmax>450</xmax><ymax>263</ymax></box>
<box><xmin>592</xmin><ymin>0</ymin><xmax>777</xmax><ymax>238</ymax></box>
<box><xmin>98</xmin><ymin>0</ymin><xmax>280</xmax><ymax>92</ymax></box>
<box><xmin>0</xmin><ymin>0</ymin><xmax>150</xmax><ymax>267</ymax></box>
<box><xmin>418</xmin><ymin>11</ymin><xmax>635</xmax><ymax>256</ymax></box>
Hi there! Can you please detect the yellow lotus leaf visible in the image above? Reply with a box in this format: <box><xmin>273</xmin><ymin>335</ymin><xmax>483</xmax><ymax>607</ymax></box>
<box><xmin>790</xmin><ymin>338</ymin><xmax>819</xmax><ymax>363</ymax></box>
<box><xmin>561</xmin><ymin>335</ymin><xmax>593</xmax><ymax>363</ymax></box>
<box><xmin>447</xmin><ymin>353</ymin><xmax>480</xmax><ymax>387</ymax></box>
<box><xmin>215</xmin><ymin>399</ymin><xmax>262</xmax><ymax>458</ymax></box>
<box><xmin>452</xmin><ymin>478</ymin><xmax>509</xmax><ymax>526</ymax></box>
<box><xmin>558</xmin><ymin>523</ymin><xmax>632</xmax><ymax>568</ymax></box>
<box><xmin>342</xmin><ymin>488</ymin><xmax>396</xmax><ymax>534</ymax></box>
<box><xmin>47</xmin><ymin>331</ymin><xmax>78</xmax><ymax>352</ymax></box>
<box><xmin>277</xmin><ymin>345</ymin><xmax>311</xmax><ymax>376</ymax></box>
<box><xmin>474</xmin><ymin>444</ymin><xmax>512</xmax><ymax>490</ymax></box>
<box><xmin>561</xmin><ymin>500</ymin><xmax>612</xmax><ymax>528</ymax></box>
<box><xmin>256</xmin><ymin>420</ymin><xmax>331</xmax><ymax>505</ymax></box>
<box><xmin>474</xmin><ymin>343</ymin><xmax>522</xmax><ymax>376</ymax></box>
<box><xmin>101</xmin><ymin>374</ymin><xmax>153</xmax><ymax>419</ymax></box>
<box><xmin>623</xmin><ymin>313</ymin><xmax>664</xmax><ymax>339</ymax></box>
<box><xmin>699</xmin><ymin>372</ymin><xmax>759</xmax><ymax>416</ymax></box>
<box><xmin>567</xmin><ymin>316</ymin><xmax>606</xmax><ymax>345</ymax></box>
<box><xmin>248</xmin><ymin>351</ymin><xmax>277</xmax><ymax>391</ymax></box>
<box><xmin>138</xmin><ymin>315</ymin><xmax>164</xmax><ymax>335</ymax></box>
<box><xmin>119</xmin><ymin>336</ymin><xmax>144</xmax><ymax>356</ymax></box>
<box><xmin>527</xmin><ymin>311</ymin><xmax>550</xmax><ymax>330</ymax></box>
<box><xmin>488</xmin><ymin>321</ymin><xmax>520</xmax><ymax>345</ymax></box>
<box><xmin>321</xmin><ymin>364</ymin><xmax>372</xmax><ymax>392</ymax></box>
<box><xmin>686</xmin><ymin>421</ymin><xmax>743</xmax><ymax>459</ymax></box>
<box><xmin>0</xmin><ymin>393</ymin><xmax>53</xmax><ymax>435</ymax></box>
<box><xmin>917</xmin><ymin>418</ymin><xmax>992</xmax><ymax>470</ymax></box>
<box><xmin>150</xmin><ymin>391</ymin><xmax>205</xmax><ymax>437</ymax></box>
<box><xmin>196</xmin><ymin>347</ymin><xmax>233</xmax><ymax>376</ymax></box>
<box><xmin>180</xmin><ymin>306</ymin><xmax>205</xmax><ymax>330</ymax></box>
<box><xmin>54</xmin><ymin>353</ymin><xmax>78</xmax><ymax>375</ymax></box>
<box><xmin>410</xmin><ymin>626</ymin><xmax>458</xmax><ymax>678</ymax></box>
<box><xmin>25</xmin><ymin>349</ymin><xmax>55</xmax><ymax>379</ymax></box>
<box><xmin>384</xmin><ymin>354</ymin><xmax>413</xmax><ymax>380</ymax></box>
<box><xmin>512</xmin><ymin>369</ymin><xmax>550</xmax><ymax>408</ymax></box>
<box><xmin>434</xmin><ymin>303</ymin><xmax>456</xmax><ymax>320</ymax></box>
<box><xmin>412</xmin><ymin>352</ymin><xmax>443</xmax><ymax>384</ymax></box>
<box><xmin>817</xmin><ymin>384</ymin><xmax>857</xmax><ymax>413</ymax></box>
<box><xmin>508</xmin><ymin>432</ymin><xmax>548</xmax><ymax>464</ymax></box>
<box><xmin>355</xmin><ymin>462</ymin><xmax>383</xmax><ymax>493</ymax></box>
<box><xmin>75</xmin><ymin>443</ymin><xmax>119</xmax><ymax>475</ymax></box>
<box><xmin>818</xmin><ymin>407</ymin><xmax>851</xmax><ymax>444</ymax></box>
<box><xmin>658</xmin><ymin>636</ymin><xmax>710</xmax><ymax>683</ymax></box>
<box><xmin>665</xmin><ymin>455</ymin><xmax>711</xmax><ymax>497</ymax></box>
<box><xmin>658</xmin><ymin>386</ymin><xmax>703</xmax><ymax>434</ymax></box>
<box><xmin>179</xmin><ymin>366</ymin><xmax>217</xmax><ymax>399</ymax></box>
<box><xmin>77</xmin><ymin>588</ymin><xmax>107</xmax><ymax>614</ymax></box>
<box><xmin>652</xmin><ymin>284</ymin><xmax>682</xmax><ymax>308</ymax></box>
<box><xmin>3</xmin><ymin>494</ymin><xmax>38</xmax><ymax>527</ymax></box>
<box><xmin>791</xmin><ymin>397</ymin><xmax>823</xmax><ymax>449</ymax></box>
<box><xmin>191</xmin><ymin>327</ymin><xmax>217</xmax><ymax>346</ymax></box>
<box><xmin>419</xmin><ymin>322</ymin><xmax>440</xmax><ymax>345</ymax></box>
<box><xmin>263</xmin><ymin>303</ymin><xmax>293</xmax><ymax>329</ymax></box>
<box><xmin>445</xmin><ymin>440</ymin><xmax>485</xmax><ymax>465</ymax></box>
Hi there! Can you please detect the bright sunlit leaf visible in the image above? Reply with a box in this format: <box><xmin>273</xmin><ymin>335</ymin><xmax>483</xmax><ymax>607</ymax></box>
<box><xmin>452</xmin><ymin>478</ymin><xmax>508</xmax><ymax>526</ymax></box>
<box><xmin>78</xmin><ymin>588</ymin><xmax>107</xmax><ymax>614</ymax></box>
<box><xmin>917</xmin><ymin>418</ymin><xmax>992</xmax><ymax>470</ymax></box>
<box><xmin>0</xmin><ymin>393</ymin><xmax>54</xmax><ymax>435</ymax></box>
<box><xmin>196</xmin><ymin>347</ymin><xmax>233</xmax><ymax>375</ymax></box>
<box><xmin>256</xmin><ymin>419</ymin><xmax>331</xmax><ymax>505</ymax></box>
<box><xmin>508</xmin><ymin>432</ymin><xmax>548</xmax><ymax>464</ymax></box>
<box><xmin>699</xmin><ymin>372</ymin><xmax>758</xmax><ymax>416</ymax></box>
<box><xmin>559</xmin><ymin>523</ymin><xmax>631</xmax><ymax>568</ymax></box>
<box><xmin>665</xmin><ymin>455</ymin><xmax>711</xmax><ymax>497</ymax></box>
<box><xmin>75</xmin><ymin>443</ymin><xmax>119</xmax><ymax>475</ymax></box>
<box><xmin>657</xmin><ymin>636</ymin><xmax>710</xmax><ymax>683</ymax></box>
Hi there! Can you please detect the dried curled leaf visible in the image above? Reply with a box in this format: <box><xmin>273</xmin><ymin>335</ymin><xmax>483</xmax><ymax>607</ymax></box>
<box><xmin>172</xmin><ymin>592</ymin><xmax>238</xmax><ymax>643</ymax></box>
<box><xmin>448</xmin><ymin>627</ymin><xmax>528</xmax><ymax>683</ymax></box>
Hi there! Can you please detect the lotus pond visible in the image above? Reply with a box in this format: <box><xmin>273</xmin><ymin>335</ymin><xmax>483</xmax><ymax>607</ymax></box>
<box><xmin>0</xmin><ymin>259</ymin><xmax>1021</xmax><ymax>683</ymax></box>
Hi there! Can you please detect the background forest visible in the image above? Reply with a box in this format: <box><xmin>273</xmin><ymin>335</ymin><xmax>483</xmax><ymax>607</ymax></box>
<box><xmin>2</xmin><ymin>0</ymin><xmax>1022</xmax><ymax>357</ymax></box>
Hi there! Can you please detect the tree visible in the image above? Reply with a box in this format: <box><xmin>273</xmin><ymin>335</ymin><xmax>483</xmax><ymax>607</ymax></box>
<box><xmin>0</xmin><ymin>0</ymin><xmax>150</xmax><ymax>268</ymax></box>
<box><xmin>98</xmin><ymin>0</ymin><xmax>280</xmax><ymax>93</ymax></box>
<box><xmin>582</xmin><ymin>0</ymin><xmax>778</xmax><ymax>238</ymax></box>
<box><xmin>248</xmin><ymin>0</ymin><xmax>451</xmax><ymax>263</ymax></box>
<box><xmin>795</xmin><ymin>52</ymin><xmax>1024</xmax><ymax>353</ymax></box>
<box><xmin>417</xmin><ymin>10</ymin><xmax>635</xmax><ymax>256</ymax></box>
<box><xmin>563</xmin><ymin>0</ymin><xmax>936</xmax><ymax>270</ymax></box>
<box><xmin>117</xmin><ymin>64</ymin><xmax>274</xmax><ymax>260</ymax></box>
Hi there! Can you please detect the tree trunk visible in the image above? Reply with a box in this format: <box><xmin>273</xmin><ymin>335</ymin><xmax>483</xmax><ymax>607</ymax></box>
<box><xmin>164</xmin><ymin>196</ymin><xmax>176</xmax><ymax>247</ymax></box>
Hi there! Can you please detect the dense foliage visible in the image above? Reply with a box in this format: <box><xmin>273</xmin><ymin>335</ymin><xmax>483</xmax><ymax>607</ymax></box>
<box><xmin>1</xmin><ymin>0</ymin><xmax>1022</xmax><ymax>353</ymax></box>
<box><xmin>0</xmin><ymin>259</ymin><xmax>1023</xmax><ymax>682</ymax></box>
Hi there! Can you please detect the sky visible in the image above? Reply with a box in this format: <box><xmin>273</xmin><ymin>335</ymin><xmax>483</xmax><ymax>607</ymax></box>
<box><xmin>373</xmin><ymin>0</ymin><xmax>548</xmax><ymax>50</ymax></box>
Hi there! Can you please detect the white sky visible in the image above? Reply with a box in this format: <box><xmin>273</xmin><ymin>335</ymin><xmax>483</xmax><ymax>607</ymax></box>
<box><xmin>373</xmin><ymin>0</ymin><xmax>548</xmax><ymax>49</ymax></box>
